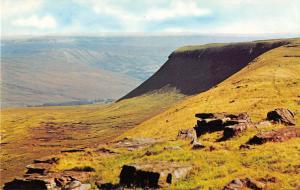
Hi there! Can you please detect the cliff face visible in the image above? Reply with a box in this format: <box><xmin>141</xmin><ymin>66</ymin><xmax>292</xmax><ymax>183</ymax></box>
<box><xmin>120</xmin><ymin>40</ymin><xmax>288</xmax><ymax>100</ymax></box>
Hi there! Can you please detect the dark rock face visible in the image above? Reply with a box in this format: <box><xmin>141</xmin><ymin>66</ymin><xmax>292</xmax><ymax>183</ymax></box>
<box><xmin>222</xmin><ymin>124</ymin><xmax>249</xmax><ymax>140</ymax></box>
<box><xmin>96</xmin><ymin>182</ymin><xmax>121</xmax><ymax>190</ymax></box>
<box><xmin>120</xmin><ymin>41</ymin><xmax>288</xmax><ymax>100</ymax></box>
<box><xmin>119</xmin><ymin>165</ymin><xmax>160</xmax><ymax>188</ymax></box>
<box><xmin>3</xmin><ymin>178</ymin><xmax>51</xmax><ymax>190</ymax></box>
<box><xmin>25</xmin><ymin>163</ymin><xmax>51</xmax><ymax>175</ymax></box>
<box><xmin>119</xmin><ymin>163</ymin><xmax>192</xmax><ymax>188</ymax></box>
<box><xmin>267</xmin><ymin>108</ymin><xmax>295</xmax><ymax>126</ymax></box>
<box><xmin>195</xmin><ymin>112</ymin><xmax>252</xmax><ymax>137</ymax></box>
<box><xmin>223</xmin><ymin>178</ymin><xmax>265</xmax><ymax>190</ymax></box>
<box><xmin>247</xmin><ymin>127</ymin><xmax>300</xmax><ymax>145</ymax></box>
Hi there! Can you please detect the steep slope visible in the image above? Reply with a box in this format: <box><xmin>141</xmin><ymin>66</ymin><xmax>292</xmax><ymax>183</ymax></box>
<box><xmin>116</xmin><ymin>39</ymin><xmax>300</xmax><ymax>189</ymax></box>
<box><xmin>120</xmin><ymin>40</ymin><xmax>288</xmax><ymax>100</ymax></box>
<box><xmin>122</xmin><ymin>39</ymin><xmax>300</xmax><ymax>139</ymax></box>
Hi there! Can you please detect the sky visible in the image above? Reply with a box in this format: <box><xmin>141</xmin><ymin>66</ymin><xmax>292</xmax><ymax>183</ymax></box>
<box><xmin>1</xmin><ymin>0</ymin><xmax>300</xmax><ymax>36</ymax></box>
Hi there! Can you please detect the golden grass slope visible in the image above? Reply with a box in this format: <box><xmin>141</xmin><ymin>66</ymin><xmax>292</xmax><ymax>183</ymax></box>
<box><xmin>114</xmin><ymin>39</ymin><xmax>300</xmax><ymax>189</ymax></box>
<box><xmin>52</xmin><ymin>39</ymin><xmax>300</xmax><ymax>190</ymax></box>
<box><xmin>0</xmin><ymin>91</ymin><xmax>184</xmax><ymax>185</ymax></box>
<box><xmin>123</xmin><ymin>39</ymin><xmax>300</xmax><ymax>139</ymax></box>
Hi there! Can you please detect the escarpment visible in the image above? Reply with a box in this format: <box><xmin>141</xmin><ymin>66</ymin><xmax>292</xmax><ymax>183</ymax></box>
<box><xmin>120</xmin><ymin>40</ymin><xmax>288</xmax><ymax>100</ymax></box>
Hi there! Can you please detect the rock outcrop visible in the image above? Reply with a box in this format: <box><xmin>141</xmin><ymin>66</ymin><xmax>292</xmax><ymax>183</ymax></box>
<box><xmin>177</xmin><ymin>128</ymin><xmax>197</xmax><ymax>141</ymax></box>
<box><xmin>223</xmin><ymin>178</ymin><xmax>265</xmax><ymax>190</ymax></box>
<box><xmin>3</xmin><ymin>156</ymin><xmax>92</xmax><ymax>190</ymax></box>
<box><xmin>25</xmin><ymin>163</ymin><xmax>52</xmax><ymax>175</ymax></box>
<box><xmin>247</xmin><ymin>127</ymin><xmax>300</xmax><ymax>145</ymax></box>
<box><xmin>177</xmin><ymin>128</ymin><xmax>204</xmax><ymax>149</ymax></box>
<box><xmin>119</xmin><ymin>162</ymin><xmax>192</xmax><ymax>188</ymax></box>
<box><xmin>267</xmin><ymin>108</ymin><xmax>295</xmax><ymax>126</ymax></box>
<box><xmin>33</xmin><ymin>157</ymin><xmax>60</xmax><ymax>164</ymax></box>
<box><xmin>195</xmin><ymin>112</ymin><xmax>252</xmax><ymax>139</ymax></box>
<box><xmin>112</xmin><ymin>137</ymin><xmax>158</xmax><ymax>150</ymax></box>
<box><xmin>3</xmin><ymin>178</ymin><xmax>54</xmax><ymax>190</ymax></box>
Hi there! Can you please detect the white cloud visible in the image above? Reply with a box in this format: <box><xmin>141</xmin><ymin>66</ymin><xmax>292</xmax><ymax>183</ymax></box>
<box><xmin>145</xmin><ymin>1</ymin><xmax>211</xmax><ymax>20</ymax></box>
<box><xmin>12</xmin><ymin>15</ymin><xmax>57</xmax><ymax>30</ymax></box>
<box><xmin>75</xmin><ymin>0</ymin><xmax>212</xmax><ymax>31</ymax></box>
<box><xmin>80</xmin><ymin>0</ymin><xmax>211</xmax><ymax>21</ymax></box>
<box><xmin>1</xmin><ymin>0</ymin><xmax>42</xmax><ymax>19</ymax></box>
<box><xmin>211</xmin><ymin>19</ymin><xmax>300</xmax><ymax>34</ymax></box>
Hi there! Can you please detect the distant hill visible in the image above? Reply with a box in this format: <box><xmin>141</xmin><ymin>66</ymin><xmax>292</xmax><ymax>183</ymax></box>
<box><xmin>1</xmin><ymin>35</ymin><xmax>276</xmax><ymax>107</ymax></box>
<box><xmin>120</xmin><ymin>40</ymin><xmax>288</xmax><ymax>100</ymax></box>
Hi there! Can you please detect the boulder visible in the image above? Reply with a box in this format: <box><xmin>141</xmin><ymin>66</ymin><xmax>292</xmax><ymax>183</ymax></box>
<box><xmin>247</xmin><ymin>127</ymin><xmax>300</xmax><ymax>145</ymax></box>
<box><xmin>222</xmin><ymin>124</ymin><xmax>249</xmax><ymax>140</ymax></box>
<box><xmin>3</xmin><ymin>178</ymin><xmax>56</xmax><ymax>190</ymax></box>
<box><xmin>267</xmin><ymin>108</ymin><xmax>295</xmax><ymax>125</ymax></box>
<box><xmin>195</xmin><ymin>112</ymin><xmax>251</xmax><ymax>122</ymax></box>
<box><xmin>62</xmin><ymin>180</ymin><xmax>90</xmax><ymax>190</ymax></box>
<box><xmin>195</xmin><ymin>119</ymin><xmax>227</xmax><ymax>135</ymax></box>
<box><xmin>96</xmin><ymin>182</ymin><xmax>121</xmax><ymax>190</ymax></box>
<box><xmin>65</xmin><ymin>166</ymin><xmax>95</xmax><ymax>172</ymax></box>
<box><xmin>191</xmin><ymin>141</ymin><xmax>205</xmax><ymax>150</ymax></box>
<box><xmin>113</xmin><ymin>137</ymin><xmax>157</xmax><ymax>150</ymax></box>
<box><xmin>177</xmin><ymin>128</ymin><xmax>197</xmax><ymax>141</ymax></box>
<box><xmin>195</xmin><ymin>112</ymin><xmax>227</xmax><ymax>119</ymax></box>
<box><xmin>63</xmin><ymin>180</ymin><xmax>81</xmax><ymax>189</ymax></box>
<box><xmin>119</xmin><ymin>162</ymin><xmax>192</xmax><ymax>188</ymax></box>
<box><xmin>223</xmin><ymin>178</ymin><xmax>265</xmax><ymax>190</ymax></box>
<box><xmin>33</xmin><ymin>157</ymin><xmax>60</xmax><ymax>164</ymax></box>
<box><xmin>61</xmin><ymin>148</ymin><xmax>85</xmax><ymax>153</ymax></box>
<box><xmin>195</xmin><ymin>112</ymin><xmax>252</xmax><ymax>136</ymax></box>
<box><xmin>54</xmin><ymin>175</ymin><xmax>74</xmax><ymax>187</ymax></box>
<box><xmin>25</xmin><ymin>163</ymin><xmax>51</xmax><ymax>175</ymax></box>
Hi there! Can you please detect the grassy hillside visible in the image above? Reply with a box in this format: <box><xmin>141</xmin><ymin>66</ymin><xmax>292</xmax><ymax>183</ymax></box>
<box><xmin>51</xmin><ymin>39</ymin><xmax>300</xmax><ymax>189</ymax></box>
<box><xmin>123</xmin><ymin>39</ymin><xmax>300</xmax><ymax>138</ymax></box>
<box><xmin>0</xmin><ymin>91</ymin><xmax>184</xmax><ymax>185</ymax></box>
<box><xmin>119</xmin><ymin>39</ymin><xmax>300</xmax><ymax>189</ymax></box>
<box><xmin>2</xmin><ymin>38</ymin><xmax>299</xmax><ymax>189</ymax></box>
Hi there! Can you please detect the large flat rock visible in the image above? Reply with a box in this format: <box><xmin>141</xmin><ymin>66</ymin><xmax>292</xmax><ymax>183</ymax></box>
<box><xmin>119</xmin><ymin>162</ymin><xmax>192</xmax><ymax>188</ymax></box>
<box><xmin>247</xmin><ymin>127</ymin><xmax>300</xmax><ymax>145</ymax></box>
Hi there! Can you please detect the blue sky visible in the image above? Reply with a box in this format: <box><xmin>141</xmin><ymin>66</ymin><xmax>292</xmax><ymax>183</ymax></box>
<box><xmin>1</xmin><ymin>0</ymin><xmax>300</xmax><ymax>36</ymax></box>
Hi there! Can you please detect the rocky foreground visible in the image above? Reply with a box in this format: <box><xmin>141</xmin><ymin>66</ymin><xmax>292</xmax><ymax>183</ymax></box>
<box><xmin>4</xmin><ymin>108</ymin><xmax>299</xmax><ymax>190</ymax></box>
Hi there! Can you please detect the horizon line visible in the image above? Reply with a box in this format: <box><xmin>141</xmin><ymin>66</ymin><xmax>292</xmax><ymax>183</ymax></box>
<box><xmin>2</xmin><ymin>32</ymin><xmax>300</xmax><ymax>39</ymax></box>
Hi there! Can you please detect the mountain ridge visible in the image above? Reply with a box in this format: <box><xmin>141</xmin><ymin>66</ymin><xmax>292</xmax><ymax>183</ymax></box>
<box><xmin>120</xmin><ymin>40</ymin><xmax>289</xmax><ymax>100</ymax></box>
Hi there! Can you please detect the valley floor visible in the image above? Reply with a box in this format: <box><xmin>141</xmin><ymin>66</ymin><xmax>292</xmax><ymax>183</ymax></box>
<box><xmin>0</xmin><ymin>92</ymin><xmax>184</xmax><ymax>186</ymax></box>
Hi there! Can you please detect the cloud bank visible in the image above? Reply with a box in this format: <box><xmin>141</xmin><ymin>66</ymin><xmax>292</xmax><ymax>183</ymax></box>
<box><xmin>1</xmin><ymin>0</ymin><xmax>299</xmax><ymax>35</ymax></box>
